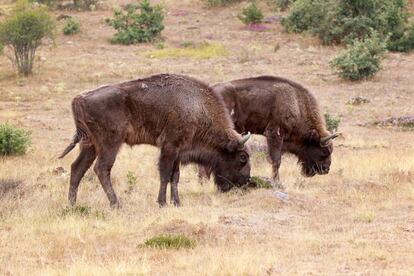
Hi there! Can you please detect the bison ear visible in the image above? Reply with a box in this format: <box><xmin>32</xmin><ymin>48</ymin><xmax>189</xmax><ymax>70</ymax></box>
<box><xmin>306</xmin><ymin>129</ymin><xmax>320</xmax><ymax>143</ymax></box>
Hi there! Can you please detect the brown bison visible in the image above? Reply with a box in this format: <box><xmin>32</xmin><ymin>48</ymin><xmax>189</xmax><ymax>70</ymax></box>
<box><xmin>199</xmin><ymin>76</ymin><xmax>338</xmax><ymax>183</ymax></box>
<box><xmin>59</xmin><ymin>74</ymin><xmax>251</xmax><ymax>208</ymax></box>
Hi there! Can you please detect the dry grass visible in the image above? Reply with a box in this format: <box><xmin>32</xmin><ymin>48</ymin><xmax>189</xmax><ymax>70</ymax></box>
<box><xmin>0</xmin><ymin>1</ymin><xmax>414</xmax><ymax>275</ymax></box>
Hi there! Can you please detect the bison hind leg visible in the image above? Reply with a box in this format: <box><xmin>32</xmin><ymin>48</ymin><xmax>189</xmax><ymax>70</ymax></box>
<box><xmin>69</xmin><ymin>144</ymin><xmax>97</xmax><ymax>206</ymax></box>
<box><xmin>157</xmin><ymin>144</ymin><xmax>179</xmax><ymax>208</ymax></box>
<box><xmin>93</xmin><ymin>143</ymin><xmax>122</xmax><ymax>209</ymax></box>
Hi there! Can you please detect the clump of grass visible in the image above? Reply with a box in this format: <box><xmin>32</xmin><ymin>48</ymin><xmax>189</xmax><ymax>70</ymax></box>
<box><xmin>143</xmin><ymin>235</ymin><xmax>195</xmax><ymax>249</ymax></box>
<box><xmin>145</xmin><ymin>42</ymin><xmax>227</xmax><ymax>59</ymax></box>
<box><xmin>0</xmin><ymin>179</ymin><xmax>23</xmax><ymax>198</ymax></box>
<box><xmin>249</xmin><ymin>176</ymin><xmax>273</xmax><ymax>189</ymax></box>
<box><xmin>355</xmin><ymin>212</ymin><xmax>374</xmax><ymax>223</ymax></box>
<box><xmin>324</xmin><ymin>113</ymin><xmax>341</xmax><ymax>133</ymax></box>
<box><xmin>126</xmin><ymin>171</ymin><xmax>137</xmax><ymax>186</ymax></box>
<box><xmin>60</xmin><ymin>205</ymin><xmax>91</xmax><ymax>217</ymax></box>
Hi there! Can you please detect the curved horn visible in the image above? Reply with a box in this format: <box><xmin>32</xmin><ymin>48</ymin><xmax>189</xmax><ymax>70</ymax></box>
<box><xmin>239</xmin><ymin>132</ymin><xmax>251</xmax><ymax>146</ymax></box>
<box><xmin>320</xmin><ymin>133</ymin><xmax>340</xmax><ymax>144</ymax></box>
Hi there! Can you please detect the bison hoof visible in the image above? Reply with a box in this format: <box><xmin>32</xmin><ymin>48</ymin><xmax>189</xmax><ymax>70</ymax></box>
<box><xmin>158</xmin><ymin>201</ymin><xmax>167</xmax><ymax>208</ymax></box>
<box><xmin>110</xmin><ymin>201</ymin><xmax>120</xmax><ymax>209</ymax></box>
<box><xmin>171</xmin><ymin>200</ymin><xmax>181</xmax><ymax>207</ymax></box>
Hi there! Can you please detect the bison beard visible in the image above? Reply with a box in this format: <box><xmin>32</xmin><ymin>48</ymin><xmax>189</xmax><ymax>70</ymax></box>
<box><xmin>199</xmin><ymin>75</ymin><xmax>338</xmax><ymax>183</ymax></box>
<box><xmin>59</xmin><ymin>74</ymin><xmax>251</xmax><ymax>208</ymax></box>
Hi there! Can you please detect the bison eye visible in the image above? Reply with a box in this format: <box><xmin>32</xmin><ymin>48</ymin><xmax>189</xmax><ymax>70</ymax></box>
<box><xmin>240</xmin><ymin>153</ymin><xmax>248</xmax><ymax>164</ymax></box>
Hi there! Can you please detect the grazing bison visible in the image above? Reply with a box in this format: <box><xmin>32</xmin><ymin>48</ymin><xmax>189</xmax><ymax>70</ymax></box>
<box><xmin>199</xmin><ymin>76</ymin><xmax>338</xmax><ymax>183</ymax></box>
<box><xmin>59</xmin><ymin>74</ymin><xmax>251</xmax><ymax>208</ymax></box>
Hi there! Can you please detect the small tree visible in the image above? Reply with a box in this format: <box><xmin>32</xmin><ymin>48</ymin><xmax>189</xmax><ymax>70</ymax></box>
<box><xmin>238</xmin><ymin>1</ymin><xmax>264</xmax><ymax>25</ymax></box>
<box><xmin>0</xmin><ymin>1</ymin><xmax>55</xmax><ymax>75</ymax></box>
<box><xmin>0</xmin><ymin>123</ymin><xmax>31</xmax><ymax>156</ymax></box>
<box><xmin>106</xmin><ymin>0</ymin><xmax>164</xmax><ymax>45</ymax></box>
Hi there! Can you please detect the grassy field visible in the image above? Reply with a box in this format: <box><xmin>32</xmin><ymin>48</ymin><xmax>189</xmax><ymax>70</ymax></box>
<box><xmin>1</xmin><ymin>1</ymin><xmax>414</xmax><ymax>275</ymax></box>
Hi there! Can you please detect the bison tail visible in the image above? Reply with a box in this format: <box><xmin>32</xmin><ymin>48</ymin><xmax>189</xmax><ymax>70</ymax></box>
<box><xmin>58</xmin><ymin>129</ymin><xmax>83</xmax><ymax>159</ymax></box>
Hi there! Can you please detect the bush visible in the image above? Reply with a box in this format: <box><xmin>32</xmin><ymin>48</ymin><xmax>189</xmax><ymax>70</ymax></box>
<box><xmin>388</xmin><ymin>23</ymin><xmax>414</xmax><ymax>52</ymax></box>
<box><xmin>268</xmin><ymin>0</ymin><xmax>295</xmax><ymax>11</ymax></box>
<box><xmin>238</xmin><ymin>1</ymin><xmax>264</xmax><ymax>25</ymax></box>
<box><xmin>143</xmin><ymin>235</ymin><xmax>195</xmax><ymax>249</ymax></box>
<box><xmin>106</xmin><ymin>0</ymin><xmax>164</xmax><ymax>45</ymax></box>
<box><xmin>63</xmin><ymin>18</ymin><xmax>80</xmax><ymax>35</ymax></box>
<box><xmin>0</xmin><ymin>1</ymin><xmax>55</xmax><ymax>75</ymax></box>
<box><xmin>282</xmin><ymin>0</ymin><xmax>412</xmax><ymax>50</ymax></box>
<box><xmin>330</xmin><ymin>34</ymin><xmax>387</xmax><ymax>81</ymax></box>
<box><xmin>324</xmin><ymin>113</ymin><xmax>341</xmax><ymax>133</ymax></box>
<box><xmin>0</xmin><ymin>123</ymin><xmax>31</xmax><ymax>156</ymax></box>
<box><xmin>73</xmin><ymin>0</ymin><xmax>98</xmax><ymax>10</ymax></box>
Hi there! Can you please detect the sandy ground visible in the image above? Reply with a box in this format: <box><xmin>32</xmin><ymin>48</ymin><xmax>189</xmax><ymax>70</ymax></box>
<box><xmin>0</xmin><ymin>1</ymin><xmax>413</xmax><ymax>275</ymax></box>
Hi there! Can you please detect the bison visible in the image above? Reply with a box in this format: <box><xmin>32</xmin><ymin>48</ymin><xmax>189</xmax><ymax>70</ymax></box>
<box><xmin>199</xmin><ymin>76</ymin><xmax>338</xmax><ymax>183</ymax></box>
<box><xmin>59</xmin><ymin>74</ymin><xmax>251</xmax><ymax>208</ymax></box>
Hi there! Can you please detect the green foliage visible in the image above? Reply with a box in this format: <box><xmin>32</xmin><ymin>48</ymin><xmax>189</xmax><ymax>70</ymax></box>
<box><xmin>60</xmin><ymin>205</ymin><xmax>91</xmax><ymax>217</ymax></box>
<box><xmin>324</xmin><ymin>113</ymin><xmax>341</xmax><ymax>133</ymax></box>
<box><xmin>204</xmin><ymin>0</ymin><xmax>242</xmax><ymax>7</ymax></box>
<box><xmin>0</xmin><ymin>123</ymin><xmax>31</xmax><ymax>156</ymax></box>
<box><xmin>238</xmin><ymin>1</ymin><xmax>263</xmax><ymax>25</ymax></box>
<box><xmin>387</xmin><ymin>23</ymin><xmax>414</xmax><ymax>52</ymax></box>
<box><xmin>249</xmin><ymin>176</ymin><xmax>273</xmax><ymax>189</ymax></box>
<box><xmin>126</xmin><ymin>171</ymin><xmax>137</xmax><ymax>186</ymax></box>
<box><xmin>106</xmin><ymin>0</ymin><xmax>164</xmax><ymax>45</ymax></box>
<box><xmin>282</xmin><ymin>0</ymin><xmax>413</xmax><ymax>51</ymax></box>
<box><xmin>0</xmin><ymin>1</ymin><xmax>55</xmax><ymax>75</ymax></box>
<box><xmin>143</xmin><ymin>235</ymin><xmax>195</xmax><ymax>249</ymax></box>
<box><xmin>30</xmin><ymin>0</ymin><xmax>64</xmax><ymax>9</ymax></box>
<box><xmin>330</xmin><ymin>34</ymin><xmax>386</xmax><ymax>81</ymax></box>
<box><xmin>63</xmin><ymin>18</ymin><xmax>80</xmax><ymax>35</ymax></box>
<box><xmin>73</xmin><ymin>0</ymin><xmax>98</xmax><ymax>10</ymax></box>
<box><xmin>268</xmin><ymin>0</ymin><xmax>295</xmax><ymax>11</ymax></box>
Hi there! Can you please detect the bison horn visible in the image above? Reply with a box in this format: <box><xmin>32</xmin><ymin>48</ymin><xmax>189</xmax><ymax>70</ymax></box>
<box><xmin>239</xmin><ymin>132</ymin><xmax>251</xmax><ymax>146</ymax></box>
<box><xmin>320</xmin><ymin>133</ymin><xmax>340</xmax><ymax>145</ymax></box>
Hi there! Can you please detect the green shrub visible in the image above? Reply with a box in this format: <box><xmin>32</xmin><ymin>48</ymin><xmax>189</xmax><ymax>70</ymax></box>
<box><xmin>324</xmin><ymin>113</ymin><xmax>341</xmax><ymax>133</ymax></box>
<box><xmin>0</xmin><ymin>123</ymin><xmax>31</xmax><ymax>156</ymax></box>
<box><xmin>282</xmin><ymin>0</ymin><xmax>412</xmax><ymax>50</ymax></box>
<box><xmin>63</xmin><ymin>18</ymin><xmax>80</xmax><ymax>35</ymax></box>
<box><xmin>268</xmin><ymin>0</ymin><xmax>295</xmax><ymax>11</ymax></box>
<box><xmin>106</xmin><ymin>0</ymin><xmax>164</xmax><ymax>45</ymax></box>
<box><xmin>238</xmin><ymin>1</ymin><xmax>263</xmax><ymax>25</ymax></box>
<box><xmin>143</xmin><ymin>235</ymin><xmax>195</xmax><ymax>249</ymax></box>
<box><xmin>0</xmin><ymin>1</ymin><xmax>55</xmax><ymax>75</ymax></box>
<box><xmin>30</xmin><ymin>0</ymin><xmax>64</xmax><ymax>9</ymax></box>
<box><xmin>388</xmin><ymin>23</ymin><xmax>414</xmax><ymax>52</ymax></box>
<box><xmin>126</xmin><ymin>171</ymin><xmax>137</xmax><ymax>186</ymax></box>
<box><xmin>330</xmin><ymin>34</ymin><xmax>387</xmax><ymax>81</ymax></box>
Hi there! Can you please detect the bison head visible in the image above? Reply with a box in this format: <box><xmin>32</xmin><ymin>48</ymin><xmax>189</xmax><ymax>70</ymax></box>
<box><xmin>213</xmin><ymin>132</ymin><xmax>251</xmax><ymax>192</ymax></box>
<box><xmin>297</xmin><ymin>130</ymin><xmax>338</xmax><ymax>177</ymax></box>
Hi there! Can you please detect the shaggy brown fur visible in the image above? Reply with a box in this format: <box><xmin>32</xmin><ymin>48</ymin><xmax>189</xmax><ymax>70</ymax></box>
<box><xmin>60</xmin><ymin>74</ymin><xmax>251</xmax><ymax>208</ymax></box>
<box><xmin>199</xmin><ymin>76</ymin><xmax>337</xmax><ymax>183</ymax></box>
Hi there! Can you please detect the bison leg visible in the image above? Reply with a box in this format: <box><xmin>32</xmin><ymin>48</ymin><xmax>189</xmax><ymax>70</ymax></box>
<box><xmin>170</xmin><ymin>160</ymin><xmax>180</xmax><ymax>207</ymax></box>
<box><xmin>197</xmin><ymin>165</ymin><xmax>212</xmax><ymax>185</ymax></box>
<box><xmin>157</xmin><ymin>144</ymin><xmax>179</xmax><ymax>207</ymax></box>
<box><xmin>266</xmin><ymin>128</ymin><xmax>283</xmax><ymax>182</ymax></box>
<box><xmin>69</xmin><ymin>144</ymin><xmax>96</xmax><ymax>206</ymax></box>
<box><xmin>94</xmin><ymin>146</ymin><xmax>121</xmax><ymax>209</ymax></box>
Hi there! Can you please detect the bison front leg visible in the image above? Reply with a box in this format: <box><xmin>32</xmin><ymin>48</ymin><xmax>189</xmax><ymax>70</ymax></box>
<box><xmin>157</xmin><ymin>144</ymin><xmax>179</xmax><ymax>208</ymax></box>
<box><xmin>94</xmin><ymin>146</ymin><xmax>121</xmax><ymax>209</ymax></box>
<box><xmin>69</xmin><ymin>144</ymin><xmax>96</xmax><ymax>206</ymax></box>
<box><xmin>266</xmin><ymin>127</ymin><xmax>284</xmax><ymax>183</ymax></box>
<box><xmin>170</xmin><ymin>160</ymin><xmax>180</xmax><ymax>207</ymax></box>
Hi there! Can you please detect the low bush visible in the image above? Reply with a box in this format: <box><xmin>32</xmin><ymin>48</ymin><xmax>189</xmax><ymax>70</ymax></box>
<box><xmin>324</xmin><ymin>113</ymin><xmax>341</xmax><ymax>133</ymax></box>
<box><xmin>0</xmin><ymin>123</ymin><xmax>31</xmax><ymax>156</ymax></box>
<box><xmin>106</xmin><ymin>0</ymin><xmax>164</xmax><ymax>45</ymax></box>
<box><xmin>282</xmin><ymin>0</ymin><xmax>413</xmax><ymax>51</ymax></box>
<box><xmin>238</xmin><ymin>1</ymin><xmax>263</xmax><ymax>25</ymax></box>
<box><xmin>63</xmin><ymin>18</ymin><xmax>80</xmax><ymax>35</ymax></box>
<box><xmin>330</xmin><ymin>34</ymin><xmax>387</xmax><ymax>81</ymax></box>
<box><xmin>143</xmin><ymin>235</ymin><xmax>195</xmax><ymax>249</ymax></box>
<box><xmin>268</xmin><ymin>0</ymin><xmax>295</xmax><ymax>11</ymax></box>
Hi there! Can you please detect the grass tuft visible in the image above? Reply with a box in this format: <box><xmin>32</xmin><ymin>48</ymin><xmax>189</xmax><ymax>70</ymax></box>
<box><xmin>60</xmin><ymin>205</ymin><xmax>91</xmax><ymax>217</ymax></box>
<box><xmin>145</xmin><ymin>42</ymin><xmax>228</xmax><ymax>59</ymax></box>
<box><xmin>143</xmin><ymin>235</ymin><xmax>195</xmax><ymax>249</ymax></box>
